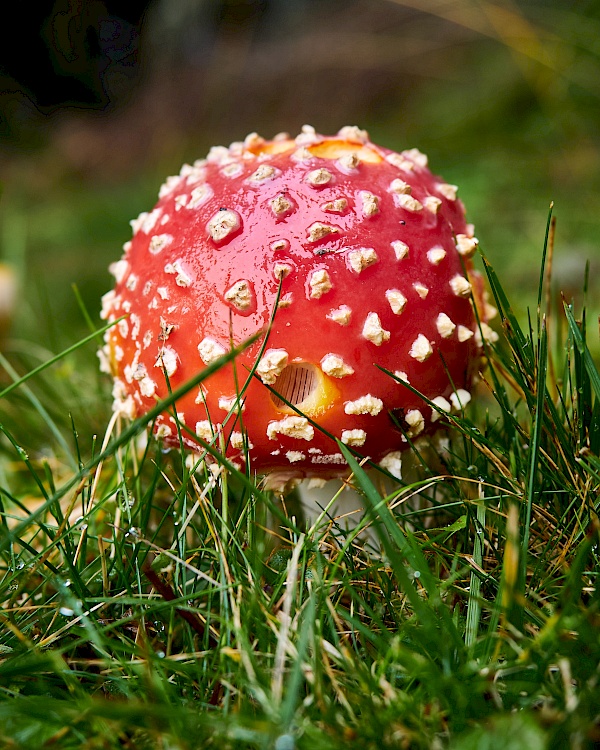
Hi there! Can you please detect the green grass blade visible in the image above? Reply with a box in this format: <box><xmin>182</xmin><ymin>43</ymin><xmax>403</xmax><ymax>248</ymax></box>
<box><xmin>465</xmin><ymin>500</ymin><xmax>486</xmax><ymax>648</ymax></box>
<box><xmin>521</xmin><ymin>317</ymin><xmax>548</xmax><ymax>592</ymax></box>
<box><xmin>564</xmin><ymin>302</ymin><xmax>600</xmax><ymax>403</ymax></box>
<box><xmin>0</xmin><ymin>319</ymin><xmax>123</xmax><ymax>401</ymax></box>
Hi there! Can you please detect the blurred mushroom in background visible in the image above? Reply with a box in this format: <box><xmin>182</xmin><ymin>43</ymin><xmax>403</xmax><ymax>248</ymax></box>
<box><xmin>0</xmin><ymin>263</ymin><xmax>18</xmax><ymax>344</ymax></box>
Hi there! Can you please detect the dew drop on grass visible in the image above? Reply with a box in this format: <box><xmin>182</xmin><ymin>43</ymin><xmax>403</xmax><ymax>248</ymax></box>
<box><xmin>275</xmin><ymin>735</ymin><xmax>295</xmax><ymax>750</ymax></box>
<box><xmin>60</xmin><ymin>607</ymin><xmax>74</xmax><ymax>617</ymax></box>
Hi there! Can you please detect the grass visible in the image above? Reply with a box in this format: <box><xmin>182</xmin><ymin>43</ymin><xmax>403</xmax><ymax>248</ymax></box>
<box><xmin>1</xmin><ymin>212</ymin><xmax>600</xmax><ymax>749</ymax></box>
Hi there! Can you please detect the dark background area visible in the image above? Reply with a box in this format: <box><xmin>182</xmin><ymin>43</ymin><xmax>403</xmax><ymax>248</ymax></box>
<box><xmin>1</xmin><ymin>0</ymin><xmax>599</xmax><ymax>352</ymax></box>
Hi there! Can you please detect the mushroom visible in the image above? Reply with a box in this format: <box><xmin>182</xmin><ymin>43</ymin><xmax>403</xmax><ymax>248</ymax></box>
<box><xmin>0</xmin><ymin>263</ymin><xmax>17</xmax><ymax>345</ymax></box>
<box><xmin>100</xmin><ymin>125</ymin><xmax>492</xmax><ymax>487</ymax></box>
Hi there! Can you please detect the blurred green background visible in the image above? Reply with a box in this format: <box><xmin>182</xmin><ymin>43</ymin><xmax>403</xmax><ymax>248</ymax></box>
<box><xmin>1</xmin><ymin>0</ymin><xmax>599</xmax><ymax>352</ymax></box>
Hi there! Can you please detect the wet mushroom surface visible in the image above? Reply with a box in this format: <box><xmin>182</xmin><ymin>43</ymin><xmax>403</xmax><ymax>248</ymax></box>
<box><xmin>101</xmin><ymin>125</ymin><xmax>495</xmax><ymax>485</ymax></box>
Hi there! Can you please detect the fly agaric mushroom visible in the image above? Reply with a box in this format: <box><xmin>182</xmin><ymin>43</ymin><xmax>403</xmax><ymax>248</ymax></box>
<box><xmin>100</xmin><ymin>125</ymin><xmax>494</xmax><ymax>487</ymax></box>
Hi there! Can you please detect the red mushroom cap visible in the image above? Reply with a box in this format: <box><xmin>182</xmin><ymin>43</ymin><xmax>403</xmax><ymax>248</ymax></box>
<box><xmin>100</xmin><ymin>125</ymin><xmax>494</xmax><ymax>484</ymax></box>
